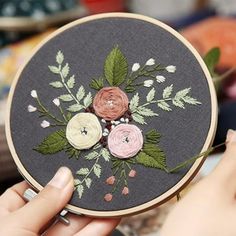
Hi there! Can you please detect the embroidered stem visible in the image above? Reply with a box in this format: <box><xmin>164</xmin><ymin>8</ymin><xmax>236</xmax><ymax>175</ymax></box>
<box><xmin>36</xmin><ymin>97</ymin><xmax>66</xmax><ymax>125</ymax></box>
<box><xmin>138</xmin><ymin>98</ymin><xmax>172</xmax><ymax>109</ymax></box>
<box><xmin>58</xmin><ymin>105</ymin><xmax>68</xmax><ymax>122</ymax></box>
<box><xmin>168</xmin><ymin>142</ymin><xmax>226</xmax><ymax>173</ymax></box>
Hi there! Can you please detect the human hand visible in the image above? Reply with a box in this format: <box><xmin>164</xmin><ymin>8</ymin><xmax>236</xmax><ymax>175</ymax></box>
<box><xmin>0</xmin><ymin>167</ymin><xmax>120</xmax><ymax>236</ymax></box>
<box><xmin>161</xmin><ymin>129</ymin><xmax>236</xmax><ymax>236</ymax></box>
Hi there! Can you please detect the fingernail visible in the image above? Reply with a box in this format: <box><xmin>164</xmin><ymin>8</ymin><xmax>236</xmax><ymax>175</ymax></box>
<box><xmin>226</xmin><ymin>129</ymin><xmax>236</xmax><ymax>143</ymax></box>
<box><xmin>48</xmin><ymin>167</ymin><xmax>72</xmax><ymax>189</ymax></box>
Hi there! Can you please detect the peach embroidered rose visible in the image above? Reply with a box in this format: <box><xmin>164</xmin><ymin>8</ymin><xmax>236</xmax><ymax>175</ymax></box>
<box><xmin>93</xmin><ymin>87</ymin><xmax>129</xmax><ymax>121</ymax></box>
<box><xmin>107</xmin><ymin>124</ymin><xmax>143</xmax><ymax>159</ymax></box>
<box><xmin>66</xmin><ymin>113</ymin><xmax>102</xmax><ymax>150</ymax></box>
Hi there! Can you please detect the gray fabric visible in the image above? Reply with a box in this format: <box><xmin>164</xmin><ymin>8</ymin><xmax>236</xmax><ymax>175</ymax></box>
<box><xmin>10</xmin><ymin>17</ymin><xmax>212</xmax><ymax>212</ymax></box>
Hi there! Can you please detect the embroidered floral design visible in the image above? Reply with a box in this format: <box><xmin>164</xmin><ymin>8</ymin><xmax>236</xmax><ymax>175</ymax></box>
<box><xmin>93</xmin><ymin>87</ymin><xmax>129</xmax><ymax>121</ymax></box>
<box><xmin>28</xmin><ymin>46</ymin><xmax>202</xmax><ymax>201</ymax></box>
<box><xmin>66</xmin><ymin>113</ymin><xmax>102</xmax><ymax>150</ymax></box>
<box><xmin>108</xmin><ymin>124</ymin><xmax>143</xmax><ymax>159</ymax></box>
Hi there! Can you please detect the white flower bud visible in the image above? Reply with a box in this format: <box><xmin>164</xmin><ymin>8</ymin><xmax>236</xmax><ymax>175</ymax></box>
<box><xmin>166</xmin><ymin>65</ymin><xmax>176</xmax><ymax>73</ymax></box>
<box><xmin>120</xmin><ymin>118</ymin><xmax>125</xmax><ymax>122</ymax></box>
<box><xmin>31</xmin><ymin>90</ymin><xmax>37</xmax><ymax>98</ymax></box>
<box><xmin>132</xmin><ymin>63</ymin><xmax>140</xmax><ymax>72</ymax></box>
<box><xmin>104</xmin><ymin>128</ymin><xmax>109</xmax><ymax>133</ymax></box>
<box><xmin>144</xmin><ymin>80</ymin><xmax>154</xmax><ymax>87</ymax></box>
<box><xmin>156</xmin><ymin>75</ymin><xmax>166</xmax><ymax>83</ymax></box>
<box><xmin>101</xmin><ymin>119</ymin><xmax>106</xmax><ymax>123</ymax></box>
<box><xmin>27</xmin><ymin>105</ymin><xmax>37</xmax><ymax>112</ymax></box>
<box><xmin>41</xmin><ymin>120</ymin><xmax>50</xmax><ymax>128</ymax></box>
<box><xmin>145</xmin><ymin>58</ymin><xmax>155</xmax><ymax>66</ymax></box>
<box><xmin>125</xmin><ymin>118</ymin><xmax>129</xmax><ymax>123</ymax></box>
<box><xmin>53</xmin><ymin>98</ymin><xmax>60</xmax><ymax>106</ymax></box>
<box><xmin>103</xmin><ymin>132</ymin><xmax>108</xmax><ymax>136</ymax></box>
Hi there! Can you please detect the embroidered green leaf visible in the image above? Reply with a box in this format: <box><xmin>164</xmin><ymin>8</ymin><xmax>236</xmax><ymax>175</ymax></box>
<box><xmin>93</xmin><ymin>143</ymin><xmax>102</xmax><ymax>150</ymax></box>
<box><xmin>67</xmin><ymin>75</ymin><xmax>75</xmax><ymax>89</ymax></box>
<box><xmin>85</xmin><ymin>178</ymin><xmax>92</xmax><ymax>188</ymax></box>
<box><xmin>76</xmin><ymin>86</ymin><xmax>85</xmax><ymax>101</ymax></box>
<box><xmin>203</xmin><ymin>47</ymin><xmax>220</xmax><ymax>76</ymax></box>
<box><xmin>76</xmin><ymin>184</ymin><xmax>84</xmax><ymax>198</ymax></box>
<box><xmin>49</xmin><ymin>81</ymin><xmax>63</xmax><ymax>88</ymax></box>
<box><xmin>89</xmin><ymin>77</ymin><xmax>104</xmax><ymax>90</ymax></box>
<box><xmin>62</xmin><ymin>63</ymin><xmax>69</xmax><ymax>78</ymax></box>
<box><xmin>172</xmin><ymin>98</ymin><xmax>185</xmax><ymax>109</ymax></box>
<box><xmin>101</xmin><ymin>148</ymin><xmax>110</xmax><ymax>161</ymax></box>
<box><xmin>74</xmin><ymin>179</ymin><xmax>81</xmax><ymax>185</ymax></box>
<box><xmin>163</xmin><ymin>84</ymin><xmax>173</xmax><ymax>99</ymax></box>
<box><xmin>157</xmin><ymin>101</ymin><xmax>172</xmax><ymax>111</ymax></box>
<box><xmin>136</xmin><ymin>107</ymin><xmax>158</xmax><ymax>117</ymax></box>
<box><xmin>65</xmin><ymin>146</ymin><xmax>81</xmax><ymax>159</ymax></box>
<box><xmin>83</xmin><ymin>92</ymin><xmax>92</xmax><ymax>108</ymax></box>
<box><xmin>85</xmin><ymin>151</ymin><xmax>99</xmax><ymax>160</ymax></box>
<box><xmin>66</xmin><ymin>112</ymin><xmax>72</xmax><ymax>120</ymax></box>
<box><xmin>56</xmin><ymin>50</ymin><xmax>64</xmax><ymax>64</ymax></box>
<box><xmin>59</xmin><ymin>94</ymin><xmax>73</xmax><ymax>102</ymax></box>
<box><xmin>132</xmin><ymin>113</ymin><xmax>146</xmax><ymax>124</ymax></box>
<box><xmin>93</xmin><ymin>163</ymin><xmax>101</xmax><ymax>178</ymax></box>
<box><xmin>146</xmin><ymin>129</ymin><xmax>161</xmax><ymax>144</ymax></box>
<box><xmin>146</xmin><ymin>88</ymin><xmax>155</xmax><ymax>102</ymax></box>
<box><xmin>129</xmin><ymin>93</ymin><xmax>139</xmax><ymax>112</ymax></box>
<box><xmin>175</xmin><ymin>88</ymin><xmax>191</xmax><ymax>99</ymax></box>
<box><xmin>76</xmin><ymin>168</ymin><xmax>89</xmax><ymax>175</ymax></box>
<box><xmin>67</xmin><ymin>104</ymin><xmax>84</xmax><ymax>112</ymax></box>
<box><xmin>136</xmin><ymin>151</ymin><xmax>166</xmax><ymax>170</ymax></box>
<box><xmin>104</xmin><ymin>45</ymin><xmax>128</xmax><ymax>86</ymax></box>
<box><xmin>182</xmin><ymin>96</ymin><xmax>201</xmax><ymax>105</ymax></box>
<box><xmin>125</xmin><ymin>85</ymin><xmax>136</xmax><ymax>93</ymax></box>
<box><xmin>34</xmin><ymin>129</ymin><xmax>67</xmax><ymax>155</ymax></box>
<box><xmin>48</xmin><ymin>65</ymin><xmax>60</xmax><ymax>74</ymax></box>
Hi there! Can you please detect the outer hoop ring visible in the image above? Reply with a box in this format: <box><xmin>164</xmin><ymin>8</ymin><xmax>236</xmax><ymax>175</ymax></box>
<box><xmin>6</xmin><ymin>12</ymin><xmax>217</xmax><ymax>217</ymax></box>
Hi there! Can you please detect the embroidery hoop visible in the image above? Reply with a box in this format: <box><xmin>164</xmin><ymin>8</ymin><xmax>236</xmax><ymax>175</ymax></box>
<box><xmin>5</xmin><ymin>13</ymin><xmax>217</xmax><ymax>217</ymax></box>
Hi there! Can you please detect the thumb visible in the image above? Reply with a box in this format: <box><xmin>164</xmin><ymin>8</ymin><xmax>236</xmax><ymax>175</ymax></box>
<box><xmin>210</xmin><ymin>129</ymin><xmax>236</xmax><ymax>185</ymax></box>
<box><xmin>12</xmin><ymin>167</ymin><xmax>74</xmax><ymax>233</ymax></box>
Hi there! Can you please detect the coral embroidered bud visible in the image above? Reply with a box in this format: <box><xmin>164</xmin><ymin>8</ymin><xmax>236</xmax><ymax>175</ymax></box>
<box><xmin>132</xmin><ymin>63</ymin><xmax>140</xmax><ymax>72</ymax></box>
<box><xmin>106</xmin><ymin>176</ymin><xmax>115</xmax><ymax>185</ymax></box>
<box><xmin>31</xmin><ymin>90</ymin><xmax>38</xmax><ymax>98</ymax></box>
<box><xmin>41</xmin><ymin>120</ymin><xmax>50</xmax><ymax>128</ymax></box>
<box><xmin>122</xmin><ymin>186</ymin><xmax>129</xmax><ymax>195</ymax></box>
<box><xmin>145</xmin><ymin>58</ymin><xmax>155</xmax><ymax>66</ymax></box>
<box><xmin>53</xmin><ymin>98</ymin><xmax>60</xmax><ymax>106</ymax></box>
<box><xmin>128</xmin><ymin>169</ymin><xmax>136</xmax><ymax>178</ymax></box>
<box><xmin>156</xmin><ymin>75</ymin><xmax>166</xmax><ymax>83</ymax></box>
<box><xmin>104</xmin><ymin>193</ymin><xmax>113</xmax><ymax>202</ymax></box>
<box><xmin>166</xmin><ymin>65</ymin><xmax>176</xmax><ymax>73</ymax></box>
<box><xmin>28</xmin><ymin>105</ymin><xmax>37</xmax><ymax>112</ymax></box>
<box><xmin>144</xmin><ymin>80</ymin><xmax>154</xmax><ymax>87</ymax></box>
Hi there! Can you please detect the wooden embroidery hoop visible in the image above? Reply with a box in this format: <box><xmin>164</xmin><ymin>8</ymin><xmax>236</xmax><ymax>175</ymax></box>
<box><xmin>5</xmin><ymin>13</ymin><xmax>217</xmax><ymax>217</ymax></box>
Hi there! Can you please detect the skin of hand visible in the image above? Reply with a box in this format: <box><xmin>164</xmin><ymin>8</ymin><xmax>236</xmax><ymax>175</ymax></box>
<box><xmin>0</xmin><ymin>167</ymin><xmax>120</xmax><ymax>236</ymax></box>
<box><xmin>161</xmin><ymin>129</ymin><xmax>236</xmax><ymax>236</ymax></box>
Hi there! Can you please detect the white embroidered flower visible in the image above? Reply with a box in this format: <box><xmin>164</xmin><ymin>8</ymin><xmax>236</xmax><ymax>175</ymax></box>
<box><xmin>144</xmin><ymin>80</ymin><xmax>154</xmax><ymax>87</ymax></box>
<box><xmin>132</xmin><ymin>63</ymin><xmax>140</xmax><ymax>72</ymax></box>
<box><xmin>53</xmin><ymin>98</ymin><xmax>60</xmax><ymax>106</ymax></box>
<box><xmin>31</xmin><ymin>90</ymin><xmax>37</xmax><ymax>98</ymax></box>
<box><xmin>156</xmin><ymin>75</ymin><xmax>166</xmax><ymax>83</ymax></box>
<box><xmin>166</xmin><ymin>65</ymin><xmax>176</xmax><ymax>73</ymax></box>
<box><xmin>41</xmin><ymin>120</ymin><xmax>50</xmax><ymax>128</ymax></box>
<box><xmin>120</xmin><ymin>118</ymin><xmax>125</xmax><ymax>122</ymax></box>
<box><xmin>27</xmin><ymin>105</ymin><xmax>37</xmax><ymax>112</ymax></box>
<box><xmin>145</xmin><ymin>58</ymin><xmax>155</xmax><ymax>66</ymax></box>
<box><xmin>66</xmin><ymin>113</ymin><xmax>102</xmax><ymax>150</ymax></box>
<box><xmin>101</xmin><ymin>119</ymin><xmax>106</xmax><ymax>123</ymax></box>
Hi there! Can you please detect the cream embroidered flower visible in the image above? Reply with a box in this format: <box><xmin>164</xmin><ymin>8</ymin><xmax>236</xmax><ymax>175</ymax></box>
<box><xmin>144</xmin><ymin>80</ymin><xmax>154</xmax><ymax>87</ymax></box>
<box><xmin>53</xmin><ymin>98</ymin><xmax>60</xmax><ymax>106</ymax></box>
<box><xmin>28</xmin><ymin>105</ymin><xmax>37</xmax><ymax>112</ymax></box>
<box><xmin>131</xmin><ymin>63</ymin><xmax>140</xmax><ymax>72</ymax></box>
<box><xmin>145</xmin><ymin>58</ymin><xmax>155</xmax><ymax>66</ymax></box>
<box><xmin>41</xmin><ymin>120</ymin><xmax>50</xmax><ymax>128</ymax></box>
<box><xmin>108</xmin><ymin>124</ymin><xmax>143</xmax><ymax>159</ymax></box>
<box><xmin>66</xmin><ymin>113</ymin><xmax>102</xmax><ymax>150</ymax></box>
<box><xmin>156</xmin><ymin>75</ymin><xmax>166</xmax><ymax>83</ymax></box>
<box><xmin>31</xmin><ymin>90</ymin><xmax>38</xmax><ymax>98</ymax></box>
<box><xmin>93</xmin><ymin>87</ymin><xmax>129</xmax><ymax>121</ymax></box>
<box><xmin>166</xmin><ymin>65</ymin><xmax>176</xmax><ymax>73</ymax></box>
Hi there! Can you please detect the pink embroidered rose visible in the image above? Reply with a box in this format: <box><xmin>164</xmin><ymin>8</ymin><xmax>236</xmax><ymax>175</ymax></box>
<box><xmin>122</xmin><ymin>187</ymin><xmax>129</xmax><ymax>195</ymax></box>
<box><xmin>128</xmin><ymin>169</ymin><xmax>137</xmax><ymax>178</ymax></box>
<box><xmin>106</xmin><ymin>176</ymin><xmax>115</xmax><ymax>185</ymax></box>
<box><xmin>108</xmin><ymin>124</ymin><xmax>143</xmax><ymax>159</ymax></box>
<box><xmin>104</xmin><ymin>193</ymin><xmax>113</xmax><ymax>202</ymax></box>
<box><xmin>93</xmin><ymin>87</ymin><xmax>129</xmax><ymax>121</ymax></box>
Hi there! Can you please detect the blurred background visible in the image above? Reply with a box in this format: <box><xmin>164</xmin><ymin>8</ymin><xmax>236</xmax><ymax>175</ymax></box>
<box><xmin>0</xmin><ymin>0</ymin><xmax>236</xmax><ymax>235</ymax></box>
